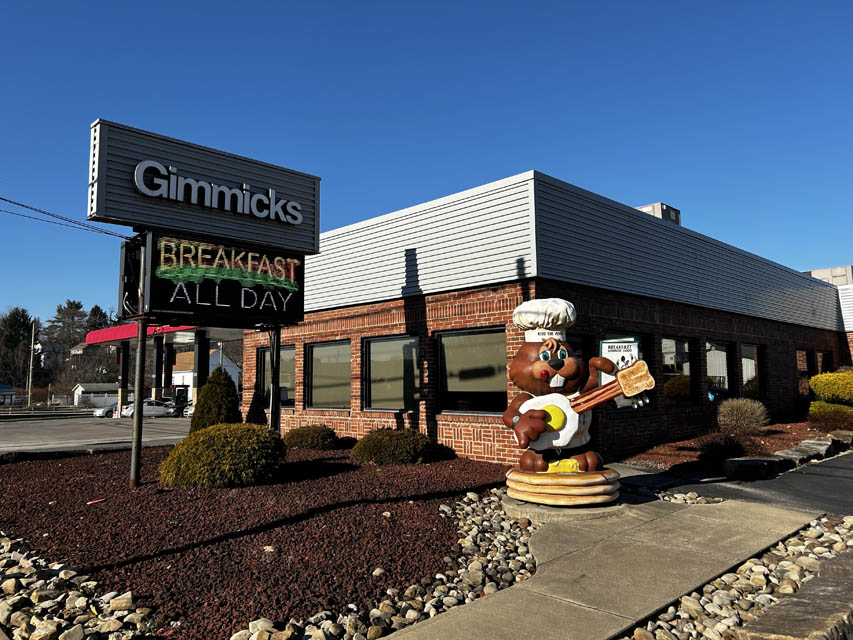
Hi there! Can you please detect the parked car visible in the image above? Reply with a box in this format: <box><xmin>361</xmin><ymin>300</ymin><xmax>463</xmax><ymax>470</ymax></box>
<box><xmin>93</xmin><ymin>402</ymin><xmax>118</xmax><ymax>418</ymax></box>
<box><xmin>164</xmin><ymin>400</ymin><xmax>186</xmax><ymax>417</ymax></box>
<box><xmin>182</xmin><ymin>402</ymin><xmax>195</xmax><ymax>418</ymax></box>
<box><xmin>121</xmin><ymin>399</ymin><xmax>171</xmax><ymax>418</ymax></box>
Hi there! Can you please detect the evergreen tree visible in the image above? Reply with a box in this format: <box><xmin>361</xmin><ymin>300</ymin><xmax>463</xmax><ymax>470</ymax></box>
<box><xmin>86</xmin><ymin>305</ymin><xmax>112</xmax><ymax>333</ymax></box>
<box><xmin>190</xmin><ymin>366</ymin><xmax>241</xmax><ymax>433</ymax></box>
<box><xmin>44</xmin><ymin>300</ymin><xmax>87</xmax><ymax>352</ymax></box>
<box><xmin>0</xmin><ymin>308</ymin><xmax>38</xmax><ymax>387</ymax></box>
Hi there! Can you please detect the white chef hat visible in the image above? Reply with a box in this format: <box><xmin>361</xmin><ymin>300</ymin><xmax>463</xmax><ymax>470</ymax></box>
<box><xmin>512</xmin><ymin>298</ymin><xmax>577</xmax><ymax>342</ymax></box>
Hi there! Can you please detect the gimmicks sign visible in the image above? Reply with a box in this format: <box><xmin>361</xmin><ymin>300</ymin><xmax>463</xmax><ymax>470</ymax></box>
<box><xmin>142</xmin><ymin>234</ymin><xmax>304</xmax><ymax>326</ymax></box>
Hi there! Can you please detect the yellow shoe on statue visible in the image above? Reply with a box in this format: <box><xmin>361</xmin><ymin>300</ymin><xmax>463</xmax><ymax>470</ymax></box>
<box><xmin>546</xmin><ymin>458</ymin><xmax>580</xmax><ymax>474</ymax></box>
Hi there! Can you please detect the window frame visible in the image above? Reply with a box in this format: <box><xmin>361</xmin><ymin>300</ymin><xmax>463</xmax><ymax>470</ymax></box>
<box><xmin>435</xmin><ymin>326</ymin><xmax>507</xmax><ymax>415</ymax></box>
<box><xmin>363</xmin><ymin>334</ymin><xmax>420</xmax><ymax>411</ymax></box>
<box><xmin>305</xmin><ymin>340</ymin><xmax>351</xmax><ymax>410</ymax></box>
<box><xmin>601</xmin><ymin>332</ymin><xmax>654</xmax><ymax>412</ymax></box>
<box><xmin>256</xmin><ymin>345</ymin><xmax>296</xmax><ymax>408</ymax></box>
<box><xmin>660</xmin><ymin>335</ymin><xmax>695</xmax><ymax>407</ymax></box>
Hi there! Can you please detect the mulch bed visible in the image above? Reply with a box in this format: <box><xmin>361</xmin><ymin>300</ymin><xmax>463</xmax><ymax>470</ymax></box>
<box><xmin>621</xmin><ymin>421</ymin><xmax>824</xmax><ymax>475</ymax></box>
<box><xmin>0</xmin><ymin>446</ymin><xmax>508</xmax><ymax>639</ymax></box>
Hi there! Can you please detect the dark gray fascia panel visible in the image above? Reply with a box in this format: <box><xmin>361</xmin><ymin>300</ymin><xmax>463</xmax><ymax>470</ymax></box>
<box><xmin>87</xmin><ymin>119</ymin><xmax>320</xmax><ymax>254</ymax></box>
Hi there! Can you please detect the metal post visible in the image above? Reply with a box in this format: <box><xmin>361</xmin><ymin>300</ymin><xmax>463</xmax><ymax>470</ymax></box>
<box><xmin>130</xmin><ymin>319</ymin><xmax>147</xmax><ymax>488</ymax></box>
<box><xmin>117</xmin><ymin>340</ymin><xmax>130</xmax><ymax>418</ymax></box>
<box><xmin>130</xmin><ymin>240</ymin><xmax>148</xmax><ymax>489</ymax></box>
<box><xmin>268</xmin><ymin>327</ymin><xmax>281</xmax><ymax>431</ymax></box>
<box><xmin>193</xmin><ymin>331</ymin><xmax>210</xmax><ymax>401</ymax></box>
<box><xmin>152</xmin><ymin>335</ymin><xmax>164</xmax><ymax>400</ymax></box>
<box><xmin>27</xmin><ymin>321</ymin><xmax>35</xmax><ymax>406</ymax></box>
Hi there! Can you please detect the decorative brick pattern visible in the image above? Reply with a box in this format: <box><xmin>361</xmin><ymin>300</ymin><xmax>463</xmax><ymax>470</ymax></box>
<box><xmin>244</xmin><ymin>277</ymin><xmax>849</xmax><ymax>465</ymax></box>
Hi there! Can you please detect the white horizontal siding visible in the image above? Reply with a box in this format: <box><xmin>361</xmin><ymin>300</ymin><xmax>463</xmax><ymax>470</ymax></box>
<box><xmin>534</xmin><ymin>172</ymin><xmax>843</xmax><ymax>331</ymax></box>
<box><xmin>304</xmin><ymin>173</ymin><xmax>536</xmax><ymax>311</ymax></box>
<box><xmin>838</xmin><ymin>285</ymin><xmax>853</xmax><ymax>332</ymax></box>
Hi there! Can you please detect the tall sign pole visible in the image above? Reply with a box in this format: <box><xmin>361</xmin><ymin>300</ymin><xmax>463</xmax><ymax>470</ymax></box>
<box><xmin>268</xmin><ymin>327</ymin><xmax>281</xmax><ymax>431</ymax></box>
<box><xmin>130</xmin><ymin>244</ymin><xmax>148</xmax><ymax>489</ymax></box>
<box><xmin>27</xmin><ymin>321</ymin><xmax>35</xmax><ymax>406</ymax></box>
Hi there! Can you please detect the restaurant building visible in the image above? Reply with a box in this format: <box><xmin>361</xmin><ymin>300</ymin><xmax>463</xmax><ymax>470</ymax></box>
<box><xmin>242</xmin><ymin>171</ymin><xmax>848</xmax><ymax>464</ymax></box>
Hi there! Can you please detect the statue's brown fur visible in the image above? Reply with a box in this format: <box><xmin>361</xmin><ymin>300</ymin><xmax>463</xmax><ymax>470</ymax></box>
<box><xmin>502</xmin><ymin>338</ymin><xmax>614</xmax><ymax>472</ymax></box>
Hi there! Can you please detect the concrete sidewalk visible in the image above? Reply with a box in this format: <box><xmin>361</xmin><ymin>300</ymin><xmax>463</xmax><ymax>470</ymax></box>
<box><xmin>394</xmin><ymin>499</ymin><xmax>818</xmax><ymax>640</ymax></box>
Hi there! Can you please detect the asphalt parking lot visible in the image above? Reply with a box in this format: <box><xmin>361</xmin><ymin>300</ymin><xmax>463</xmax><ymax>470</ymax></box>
<box><xmin>0</xmin><ymin>416</ymin><xmax>190</xmax><ymax>455</ymax></box>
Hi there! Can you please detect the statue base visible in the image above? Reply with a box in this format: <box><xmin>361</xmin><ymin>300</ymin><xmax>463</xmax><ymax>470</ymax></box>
<box><xmin>505</xmin><ymin>466</ymin><xmax>621</xmax><ymax>506</ymax></box>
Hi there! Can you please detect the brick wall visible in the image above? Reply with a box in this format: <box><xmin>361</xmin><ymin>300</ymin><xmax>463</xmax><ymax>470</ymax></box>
<box><xmin>244</xmin><ymin>277</ymin><xmax>849</xmax><ymax>465</ymax></box>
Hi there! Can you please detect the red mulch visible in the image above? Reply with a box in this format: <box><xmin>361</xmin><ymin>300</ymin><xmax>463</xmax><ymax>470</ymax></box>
<box><xmin>621</xmin><ymin>422</ymin><xmax>824</xmax><ymax>474</ymax></box>
<box><xmin>0</xmin><ymin>447</ymin><xmax>508</xmax><ymax>639</ymax></box>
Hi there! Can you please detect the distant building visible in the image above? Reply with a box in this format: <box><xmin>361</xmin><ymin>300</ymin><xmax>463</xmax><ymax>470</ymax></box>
<box><xmin>635</xmin><ymin>202</ymin><xmax>681</xmax><ymax>225</ymax></box>
<box><xmin>804</xmin><ymin>265</ymin><xmax>853</xmax><ymax>286</ymax></box>
<box><xmin>0</xmin><ymin>383</ymin><xmax>14</xmax><ymax>406</ymax></box>
<box><xmin>173</xmin><ymin>349</ymin><xmax>240</xmax><ymax>402</ymax></box>
<box><xmin>72</xmin><ymin>382</ymin><xmax>119</xmax><ymax>407</ymax></box>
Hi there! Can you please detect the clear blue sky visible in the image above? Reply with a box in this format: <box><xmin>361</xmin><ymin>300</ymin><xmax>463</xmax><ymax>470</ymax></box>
<box><xmin>2</xmin><ymin>1</ymin><xmax>851</xmax><ymax>324</ymax></box>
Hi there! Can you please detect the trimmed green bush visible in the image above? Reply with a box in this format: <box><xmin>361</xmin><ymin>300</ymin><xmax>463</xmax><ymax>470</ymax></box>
<box><xmin>663</xmin><ymin>374</ymin><xmax>691</xmax><ymax>405</ymax></box>
<box><xmin>809</xmin><ymin>371</ymin><xmax>853</xmax><ymax>407</ymax></box>
<box><xmin>742</xmin><ymin>376</ymin><xmax>760</xmax><ymax>399</ymax></box>
<box><xmin>191</xmin><ymin>366</ymin><xmax>241</xmax><ymax>433</ymax></box>
<box><xmin>160</xmin><ymin>423</ymin><xmax>287</xmax><ymax>488</ymax></box>
<box><xmin>351</xmin><ymin>429</ymin><xmax>431</xmax><ymax>465</ymax></box>
<box><xmin>808</xmin><ymin>400</ymin><xmax>853</xmax><ymax>432</ymax></box>
<box><xmin>283</xmin><ymin>424</ymin><xmax>338</xmax><ymax>450</ymax></box>
<box><xmin>716</xmin><ymin>398</ymin><xmax>769</xmax><ymax>437</ymax></box>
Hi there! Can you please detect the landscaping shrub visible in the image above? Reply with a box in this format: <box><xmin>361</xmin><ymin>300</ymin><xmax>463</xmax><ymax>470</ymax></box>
<box><xmin>283</xmin><ymin>424</ymin><xmax>338</xmax><ymax>450</ymax></box>
<box><xmin>160</xmin><ymin>423</ymin><xmax>287</xmax><ymax>488</ymax></box>
<box><xmin>742</xmin><ymin>376</ymin><xmax>760</xmax><ymax>399</ymax></box>
<box><xmin>351</xmin><ymin>429</ymin><xmax>431</xmax><ymax>465</ymax></box>
<box><xmin>191</xmin><ymin>366</ymin><xmax>241</xmax><ymax>433</ymax></box>
<box><xmin>663</xmin><ymin>374</ymin><xmax>691</xmax><ymax>405</ymax></box>
<box><xmin>808</xmin><ymin>400</ymin><xmax>853</xmax><ymax>432</ymax></box>
<box><xmin>809</xmin><ymin>371</ymin><xmax>853</xmax><ymax>407</ymax></box>
<box><xmin>716</xmin><ymin>398</ymin><xmax>769</xmax><ymax>437</ymax></box>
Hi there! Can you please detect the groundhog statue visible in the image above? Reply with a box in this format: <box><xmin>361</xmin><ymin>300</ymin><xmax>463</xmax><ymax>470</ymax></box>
<box><xmin>502</xmin><ymin>298</ymin><xmax>618</xmax><ymax>474</ymax></box>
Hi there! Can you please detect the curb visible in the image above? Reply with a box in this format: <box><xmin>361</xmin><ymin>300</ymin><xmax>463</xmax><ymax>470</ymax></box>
<box><xmin>723</xmin><ymin>430</ymin><xmax>853</xmax><ymax>480</ymax></box>
<box><xmin>733</xmin><ymin>551</ymin><xmax>853</xmax><ymax>640</ymax></box>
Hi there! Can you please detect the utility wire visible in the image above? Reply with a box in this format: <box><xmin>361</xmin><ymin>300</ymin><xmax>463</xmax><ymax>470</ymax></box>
<box><xmin>0</xmin><ymin>195</ymin><xmax>130</xmax><ymax>239</ymax></box>
<box><xmin>0</xmin><ymin>208</ymin><xmax>98</xmax><ymax>233</ymax></box>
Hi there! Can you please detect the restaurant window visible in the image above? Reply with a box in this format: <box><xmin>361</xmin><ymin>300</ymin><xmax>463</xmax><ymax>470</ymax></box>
<box><xmin>437</xmin><ymin>328</ymin><xmax>506</xmax><ymax>412</ymax></box>
<box><xmin>257</xmin><ymin>346</ymin><xmax>296</xmax><ymax>407</ymax></box>
<box><xmin>819</xmin><ymin>351</ymin><xmax>834</xmax><ymax>374</ymax></box>
<box><xmin>661</xmin><ymin>337</ymin><xmax>692</xmax><ymax>406</ymax></box>
<box><xmin>742</xmin><ymin>344</ymin><xmax>760</xmax><ymax>399</ymax></box>
<box><xmin>796</xmin><ymin>349</ymin><xmax>811</xmax><ymax>395</ymax></box>
<box><xmin>706</xmin><ymin>341</ymin><xmax>730</xmax><ymax>402</ymax></box>
<box><xmin>601</xmin><ymin>334</ymin><xmax>646</xmax><ymax>408</ymax></box>
<box><xmin>365</xmin><ymin>336</ymin><xmax>419</xmax><ymax>410</ymax></box>
<box><xmin>307</xmin><ymin>341</ymin><xmax>351</xmax><ymax>409</ymax></box>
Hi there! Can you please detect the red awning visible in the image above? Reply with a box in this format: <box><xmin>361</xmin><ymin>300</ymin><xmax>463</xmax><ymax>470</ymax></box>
<box><xmin>86</xmin><ymin>324</ymin><xmax>196</xmax><ymax>346</ymax></box>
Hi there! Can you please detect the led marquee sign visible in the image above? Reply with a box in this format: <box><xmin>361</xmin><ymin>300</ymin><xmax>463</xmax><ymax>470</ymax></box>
<box><xmin>118</xmin><ymin>233</ymin><xmax>304</xmax><ymax>328</ymax></box>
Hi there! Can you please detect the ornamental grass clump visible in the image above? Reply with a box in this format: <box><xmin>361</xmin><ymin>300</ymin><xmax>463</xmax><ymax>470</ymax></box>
<box><xmin>160</xmin><ymin>423</ymin><xmax>287</xmax><ymax>488</ymax></box>
<box><xmin>283</xmin><ymin>424</ymin><xmax>338</xmax><ymax>450</ymax></box>
<box><xmin>191</xmin><ymin>366</ymin><xmax>241</xmax><ymax>433</ymax></box>
<box><xmin>663</xmin><ymin>374</ymin><xmax>691</xmax><ymax>405</ymax></box>
<box><xmin>351</xmin><ymin>429</ymin><xmax>431</xmax><ymax>465</ymax></box>
<box><xmin>716</xmin><ymin>397</ymin><xmax>769</xmax><ymax>438</ymax></box>
<box><xmin>809</xmin><ymin>371</ymin><xmax>853</xmax><ymax>407</ymax></box>
<box><xmin>808</xmin><ymin>400</ymin><xmax>853</xmax><ymax>432</ymax></box>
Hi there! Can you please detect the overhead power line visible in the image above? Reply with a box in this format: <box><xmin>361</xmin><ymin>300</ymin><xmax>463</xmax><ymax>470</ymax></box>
<box><xmin>0</xmin><ymin>195</ymin><xmax>130</xmax><ymax>239</ymax></box>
